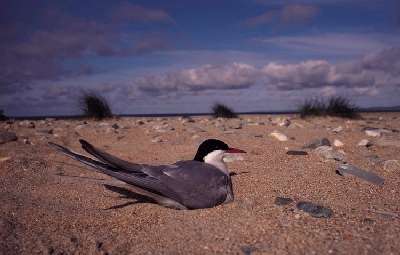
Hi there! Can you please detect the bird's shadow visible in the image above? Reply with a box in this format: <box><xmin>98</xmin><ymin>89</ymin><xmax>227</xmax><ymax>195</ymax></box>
<box><xmin>103</xmin><ymin>184</ymin><xmax>157</xmax><ymax>210</ymax></box>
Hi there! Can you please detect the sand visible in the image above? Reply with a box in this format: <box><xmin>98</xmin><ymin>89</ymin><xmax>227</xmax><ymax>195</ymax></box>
<box><xmin>0</xmin><ymin>113</ymin><xmax>399</xmax><ymax>254</ymax></box>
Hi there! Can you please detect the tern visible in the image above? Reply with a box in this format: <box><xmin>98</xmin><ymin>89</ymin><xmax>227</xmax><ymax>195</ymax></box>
<box><xmin>49</xmin><ymin>139</ymin><xmax>246</xmax><ymax>210</ymax></box>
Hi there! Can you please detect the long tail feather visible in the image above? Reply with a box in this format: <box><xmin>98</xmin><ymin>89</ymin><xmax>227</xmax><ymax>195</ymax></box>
<box><xmin>79</xmin><ymin>139</ymin><xmax>143</xmax><ymax>173</ymax></box>
<box><xmin>48</xmin><ymin>142</ymin><xmax>117</xmax><ymax>172</ymax></box>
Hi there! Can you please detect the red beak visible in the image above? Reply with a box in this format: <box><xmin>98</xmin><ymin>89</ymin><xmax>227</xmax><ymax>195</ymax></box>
<box><xmin>226</xmin><ymin>147</ymin><xmax>246</xmax><ymax>153</ymax></box>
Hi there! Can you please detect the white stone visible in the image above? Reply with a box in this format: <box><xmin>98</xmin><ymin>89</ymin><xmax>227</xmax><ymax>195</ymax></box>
<box><xmin>365</xmin><ymin>129</ymin><xmax>381</xmax><ymax>137</ymax></box>
<box><xmin>270</xmin><ymin>131</ymin><xmax>288</xmax><ymax>141</ymax></box>
<box><xmin>358</xmin><ymin>139</ymin><xmax>371</xmax><ymax>147</ymax></box>
<box><xmin>333</xmin><ymin>139</ymin><xmax>344</xmax><ymax>147</ymax></box>
<box><xmin>332</xmin><ymin>126</ymin><xmax>343</xmax><ymax>133</ymax></box>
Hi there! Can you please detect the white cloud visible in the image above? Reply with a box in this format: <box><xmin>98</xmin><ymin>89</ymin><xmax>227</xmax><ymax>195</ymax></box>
<box><xmin>136</xmin><ymin>62</ymin><xmax>259</xmax><ymax>94</ymax></box>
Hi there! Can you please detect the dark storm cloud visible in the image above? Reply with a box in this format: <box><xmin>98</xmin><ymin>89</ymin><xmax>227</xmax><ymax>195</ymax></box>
<box><xmin>0</xmin><ymin>3</ymin><xmax>174</xmax><ymax>95</ymax></box>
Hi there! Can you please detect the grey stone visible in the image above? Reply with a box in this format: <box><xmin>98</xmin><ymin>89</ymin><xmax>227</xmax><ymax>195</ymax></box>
<box><xmin>314</xmin><ymin>146</ymin><xmax>345</xmax><ymax>161</ymax></box>
<box><xmin>303</xmin><ymin>138</ymin><xmax>331</xmax><ymax>149</ymax></box>
<box><xmin>296</xmin><ymin>201</ymin><xmax>333</xmax><ymax>218</ymax></box>
<box><xmin>0</xmin><ymin>131</ymin><xmax>17</xmax><ymax>144</ymax></box>
<box><xmin>274</xmin><ymin>197</ymin><xmax>294</xmax><ymax>206</ymax></box>
<box><xmin>286</xmin><ymin>150</ymin><xmax>308</xmax><ymax>155</ymax></box>
<box><xmin>336</xmin><ymin>164</ymin><xmax>384</xmax><ymax>186</ymax></box>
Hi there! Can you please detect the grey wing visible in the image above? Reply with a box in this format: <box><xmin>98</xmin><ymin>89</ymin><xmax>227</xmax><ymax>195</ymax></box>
<box><xmin>158</xmin><ymin>161</ymin><xmax>232</xmax><ymax>209</ymax></box>
<box><xmin>49</xmin><ymin>142</ymin><xmax>182</xmax><ymax>204</ymax></box>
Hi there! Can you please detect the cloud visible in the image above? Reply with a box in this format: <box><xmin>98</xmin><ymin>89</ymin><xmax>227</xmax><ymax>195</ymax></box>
<box><xmin>244</xmin><ymin>4</ymin><xmax>319</xmax><ymax>26</ymax></box>
<box><xmin>361</xmin><ymin>47</ymin><xmax>400</xmax><ymax>75</ymax></box>
<box><xmin>111</xmin><ymin>2</ymin><xmax>174</xmax><ymax>24</ymax></box>
<box><xmin>134</xmin><ymin>47</ymin><xmax>400</xmax><ymax>96</ymax></box>
<box><xmin>254</xmin><ymin>33</ymin><xmax>400</xmax><ymax>56</ymax></box>
<box><xmin>136</xmin><ymin>62</ymin><xmax>259</xmax><ymax>94</ymax></box>
<box><xmin>261</xmin><ymin>60</ymin><xmax>376</xmax><ymax>90</ymax></box>
<box><xmin>0</xmin><ymin>5</ymin><xmax>175</xmax><ymax>94</ymax></box>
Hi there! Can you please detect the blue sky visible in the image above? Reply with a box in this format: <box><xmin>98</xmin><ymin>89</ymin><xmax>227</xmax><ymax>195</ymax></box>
<box><xmin>1</xmin><ymin>0</ymin><xmax>399</xmax><ymax>116</ymax></box>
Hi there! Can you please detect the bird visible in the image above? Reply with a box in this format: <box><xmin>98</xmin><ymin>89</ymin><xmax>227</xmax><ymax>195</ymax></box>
<box><xmin>49</xmin><ymin>139</ymin><xmax>246</xmax><ymax>210</ymax></box>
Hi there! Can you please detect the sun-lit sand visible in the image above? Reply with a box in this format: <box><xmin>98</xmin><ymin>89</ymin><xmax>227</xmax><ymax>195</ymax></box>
<box><xmin>1</xmin><ymin>113</ymin><xmax>399</xmax><ymax>254</ymax></box>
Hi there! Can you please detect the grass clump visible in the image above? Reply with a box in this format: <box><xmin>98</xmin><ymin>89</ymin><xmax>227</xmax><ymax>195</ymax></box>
<box><xmin>0</xmin><ymin>110</ymin><xmax>7</xmax><ymax>121</ymax></box>
<box><xmin>80</xmin><ymin>92</ymin><xmax>112</xmax><ymax>120</ymax></box>
<box><xmin>212</xmin><ymin>103</ymin><xmax>238</xmax><ymax>118</ymax></box>
<box><xmin>299</xmin><ymin>96</ymin><xmax>358</xmax><ymax>119</ymax></box>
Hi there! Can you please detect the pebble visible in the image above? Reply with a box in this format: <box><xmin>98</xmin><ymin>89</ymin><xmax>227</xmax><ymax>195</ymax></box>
<box><xmin>296</xmin><ymin>201</ymin><xmax>333</xmax><ymax>218</ymax></box>
<box><xmin>333</xmin><ymin>139</ymin><xmax>344</xmax><ymax>147</ymax></box>
<box><xmin>274</xmin><ymin>197</ymin><xmax>294</xmax><ymax>206</ymax></box>
<box><xmin>153</xmin><ymin>124</ymin><xmax>174</xmax><ymax>132</ymax></box>
<box><xmin>364</xmin><ymin>127</ymin><xmax>393</xmax><ymax>138</ymax></box>
<box><xmin>23</xmin><ymin>138</ymin><xmax>32</xmax><ymax>145</ymax></box>
<box><xmin>303</xmin><ymin>138</ymin><xmax>331</xmax><ymax>149</ymax></box>
<box><xmin>286</xmin><ymin>150</ymin><xmax>308</xmax><ymax>155</ymax></box>
<box><xmin>151</xmin><ymin>137</ymin><xmax>163</xmax><ymax>143</ymax></box>
<box><xmin>358</xmin><ymin>139</ymin><xmax>372</xmax><ymax>147</ymax></box>
<box><xmin>229</xmin><ymin>122</ymin><xmax>243</xmax><ymax>129</ymax></box>
<box><xmin>275</xmin><ymin>117</ymin><xmax>291</xmax><ymax>127</ymax></box>
<box><xmin>98</xmin><ymin>122</ymin><xmax>110</xmax><ymax>127</ymax></box>
<box><xmin>180</xmin><ymin>117</ymin><xmax>195</xmax><ymax>124</ymax></box>
<box><xmin>75</xmin><ymin>124</ymin><xmax>86</xmax><ymax>130</ymax></box>
<box><xmin>332</xmin><ymin>126</ymin><xmax>343</xmax><ymax>133</ymax></box>
<box><xmin>314</xmin><ymin>146</ymin><xmax>345</xmax><ymax>161</ymax></box>
<box><xmin>19</xmin><ymin>120</ymin><xmax>35</xmax><ymax>128</ymax></box>
<box><xmin>365</xmin><ymin>129</ymin><xmax>381</xmax><ymax>137</ymax></box>
<box><xmin>336</xmin><ymin>164</ymin><xmax>384</xmax><ymax>185</ymax></box>
<box><xmin>0</xmin><ymin>131</ymin><xmax>18</xmax><ymax>144</ymax></box>
<box><xmin>270</xmin><ymin>131</ymin><xmax>288</xmax><ymax>141</ymax></box>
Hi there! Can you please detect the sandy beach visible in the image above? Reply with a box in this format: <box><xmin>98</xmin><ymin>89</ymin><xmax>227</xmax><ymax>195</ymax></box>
<box><xmin>1</xmin><ymin>113</ymin><xmax>399</xmax><ymax>254</ymax></box>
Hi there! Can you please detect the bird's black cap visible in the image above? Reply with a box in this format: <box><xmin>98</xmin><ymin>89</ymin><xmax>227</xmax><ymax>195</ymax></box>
<box><xmin>193</xmin><ymin>139</ymin><xmax>230</xmax><ymax>162</ymax></box>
